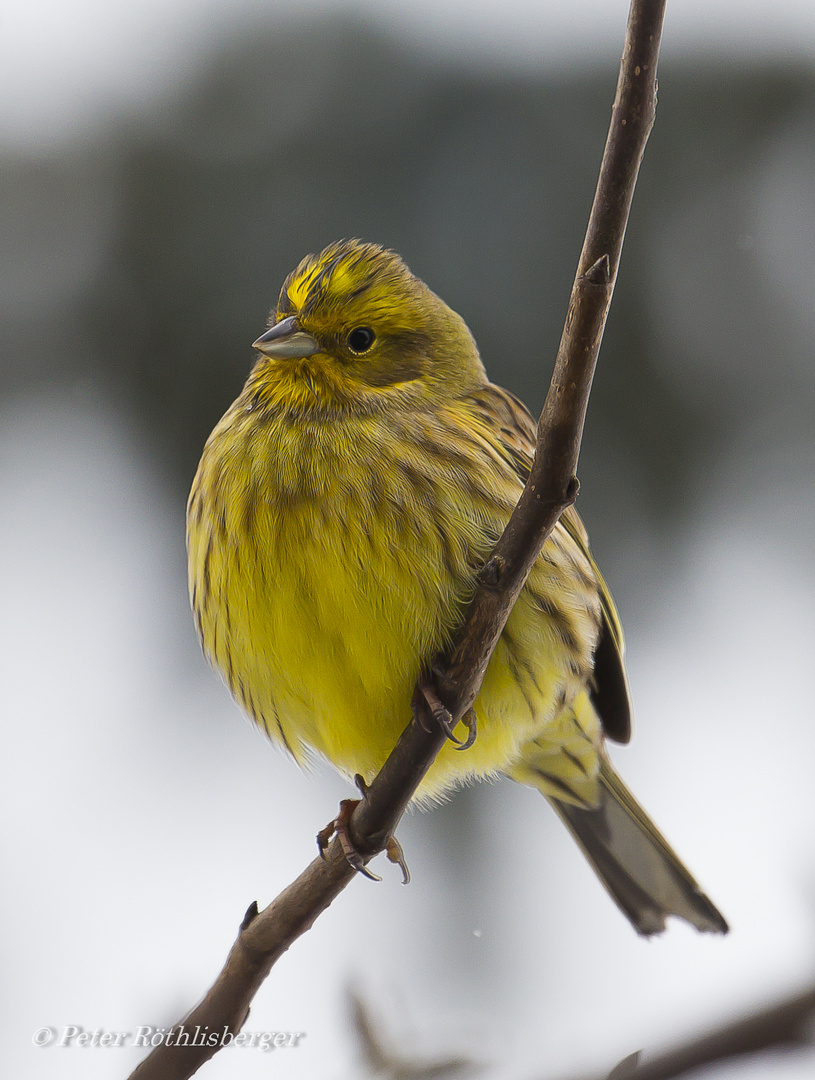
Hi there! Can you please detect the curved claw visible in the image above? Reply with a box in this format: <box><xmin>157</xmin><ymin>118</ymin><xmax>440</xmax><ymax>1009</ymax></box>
<box><xmin>386</xmin><ymin>836</ymin><xmax>411</xmax><ymax>885</ymax></box>
<box><xmin>417</xmin><ymin>672</ymin><xmax>465</xmax><ymax>745</ymax></box>
<box><xmin>342</xmin><ymin>845</ymin><xmax>382</xmax><ymax>882</ymax></box>
<box><xmin>437</xmin><ymin>710</ymin><xmax>465</xmax><ymax>745</ymax></box>
<box><xmin>411</xmin><ymin>685</ymin><xmax>436</xmax><ymax>733</ymax></box>
<box><xmin>316</xmin><ymin>818</ymin><xmax>340</xmax><ymax>859</ymax></box>
<box><xmin>455</xmin><ymin>708</ymin><xmax>478</xmax><ymax>751</ymax></box>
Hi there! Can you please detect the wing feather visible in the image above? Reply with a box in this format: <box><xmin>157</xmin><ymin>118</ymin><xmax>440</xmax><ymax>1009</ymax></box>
<box><xmin>464</xmin><ymin>382</ymin><xmax>632</xmax><ymax>743</ymax></box>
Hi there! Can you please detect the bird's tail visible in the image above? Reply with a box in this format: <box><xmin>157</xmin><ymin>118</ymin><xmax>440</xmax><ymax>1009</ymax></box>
<box><xmin>544</xmin><ymin>758</ymin><xmax>729</xmax><ymax>936</ymax></box>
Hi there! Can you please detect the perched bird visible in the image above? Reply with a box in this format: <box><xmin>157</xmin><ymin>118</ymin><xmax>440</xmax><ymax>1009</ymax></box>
<box><xmin>187</xmin><ymin>239</ymin><xmax>727</xmax><ymax>936</ymax></box>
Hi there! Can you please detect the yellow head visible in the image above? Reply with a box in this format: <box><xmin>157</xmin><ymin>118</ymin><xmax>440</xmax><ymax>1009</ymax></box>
<box><xmin>249</xmin><ymin>240</ymin><xmax>486</xmax><ymax>415</ymax></box>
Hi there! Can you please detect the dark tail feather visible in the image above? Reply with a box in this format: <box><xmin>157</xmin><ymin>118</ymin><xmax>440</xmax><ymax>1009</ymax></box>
<box><xmin>548</xmin><ymin>761</ymin><xmax>729</xmax><ymax>936</ymax></box>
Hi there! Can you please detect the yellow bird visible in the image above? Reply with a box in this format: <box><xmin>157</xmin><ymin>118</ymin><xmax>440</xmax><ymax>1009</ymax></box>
<box><xmin>187</xmin><ymin>239</ymin><xmax>727</xmax><ymax>936</ymax></box>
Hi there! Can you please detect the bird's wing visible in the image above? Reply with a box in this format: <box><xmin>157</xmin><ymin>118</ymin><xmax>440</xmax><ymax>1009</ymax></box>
<box><xmin>465</xmin><ymin>381</ymin><xmax>632</xmax><ymax>744</ymax></box>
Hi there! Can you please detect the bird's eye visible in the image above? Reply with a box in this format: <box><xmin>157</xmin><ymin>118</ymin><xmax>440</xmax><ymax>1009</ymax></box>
<box><xmin>347</xmin><ymin>326</ymin><xmax>376</xmax><ymax>354</ymax></box>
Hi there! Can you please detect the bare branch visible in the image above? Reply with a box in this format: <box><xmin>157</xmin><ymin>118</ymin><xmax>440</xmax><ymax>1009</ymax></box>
<box><xmin>439</xmin><ymin>0</ymin><xmax>664</xmax><ymax>717</ymax></box>
<box><xmin>127</xmin><ymin>3</ymin><xmax>666</xmax><ymax>1076</ymax></box>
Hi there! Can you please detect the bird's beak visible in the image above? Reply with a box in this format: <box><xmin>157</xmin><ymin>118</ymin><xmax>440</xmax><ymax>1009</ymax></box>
<box><xmin>252</xmin><ymin>316</ymin><xmax>320</xmax><ymax>359</ymax></box>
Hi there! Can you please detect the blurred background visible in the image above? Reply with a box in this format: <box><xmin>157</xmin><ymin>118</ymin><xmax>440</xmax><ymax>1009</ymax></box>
<box><xmin>2</xmin><ymin>0</ymin><xmax>815</xmax><ymax>1077</ymax></box>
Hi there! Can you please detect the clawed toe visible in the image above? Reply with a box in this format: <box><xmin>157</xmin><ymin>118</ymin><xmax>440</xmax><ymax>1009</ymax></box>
<box><xmin>455</xmin><ymin>708</ymin><xmax>477</xmax><ymax>752</ymax></box>
<box><xmin>415</xmin><ymin>670</ymin><xmax>478</xmax><ymax>751</ymax></box>
<box><xmin>317</xmin><ymin>798</ymin><xmax>382</xmax><ymax>881</ymax></box>
<box><xmin>385</xmin><ymin>835</ymin><xmax>410</xmax><ymax>885</ymax></box>
<box><xmin>317</xmin><ymin>789</ymin><xmax>410</xmax><ymax>884</ymax></box>
<box><xmin>416</xmin><ymin>671</ymin><xmax>465</xmax><ymax>745</ymax></box>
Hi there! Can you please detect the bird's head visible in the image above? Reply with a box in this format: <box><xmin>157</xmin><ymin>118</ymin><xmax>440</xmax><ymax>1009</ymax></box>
<box><xmin>248</xmin><ymin>240</ymin><xmax>486</xmax><ymax>415</ymax></box>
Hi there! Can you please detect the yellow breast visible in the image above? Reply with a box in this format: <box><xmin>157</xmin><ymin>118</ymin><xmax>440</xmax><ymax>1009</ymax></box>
<box><xmin>187</xmin><ymin>394</ymin><xmax>598</xmax><ymax>801</ymax></box>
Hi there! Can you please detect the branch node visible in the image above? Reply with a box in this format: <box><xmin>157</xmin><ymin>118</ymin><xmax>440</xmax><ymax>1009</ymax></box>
<box><xmin>479</xmin><ymin>554</ymin><xmax>506</xmax><ymax>588</ymax></box>
<box><xmin>239</xmin><ymin>901</ymin><xmax>259</xmax><ymax>932</ymax></box>
<box><xmin>583</xmin><ymin>253</ymin><xmax>612</xmax><ymax>285</ymax></box>
<box><xmin>566</xmin><ymin>475</ymin><xmax>580</xmax><ymax>503</ymax></box>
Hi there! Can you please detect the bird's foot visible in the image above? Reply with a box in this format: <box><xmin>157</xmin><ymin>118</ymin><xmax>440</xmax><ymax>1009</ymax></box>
<box><xmin>316</xmin><ymin>797</ymin><xmax>379</xmax><ymax>880</ymax></box>
<box><xmin>414</xmin><ymin>668</ymin><xmax>477</xmax><ymax>750</ymax></box>
<box><xmin>316</xmin><ymin>775</ymin><xmax>410</xmax><ymax>884</ymax></box>
<box><xmin>415</xmin><ymin>669</ymin><xmax>461</xmax><ymax>744</ymax></box>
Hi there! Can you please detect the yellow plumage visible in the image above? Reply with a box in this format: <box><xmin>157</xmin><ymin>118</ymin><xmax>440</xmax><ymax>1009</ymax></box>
<box><xmin>187</xmin><ymin>239</ymin><xmax>727</xmax><ymax>935</ymax></box>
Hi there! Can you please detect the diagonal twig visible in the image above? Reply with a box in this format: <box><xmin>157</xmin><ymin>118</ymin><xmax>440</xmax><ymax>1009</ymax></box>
<box><xmin>127</xmin><ymin>3</ymin><xmax>666</xmax><ymax>1077</ymax></box>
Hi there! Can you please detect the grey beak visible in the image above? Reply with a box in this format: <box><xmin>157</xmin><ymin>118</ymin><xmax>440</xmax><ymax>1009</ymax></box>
<box><xmin>253</xmin><ymin>316</ymin><xmax>320</xmax><ymax>359</ymax></box>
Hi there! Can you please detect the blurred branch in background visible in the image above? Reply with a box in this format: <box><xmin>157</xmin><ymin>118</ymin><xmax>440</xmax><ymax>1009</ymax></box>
<box><xmin>348</xmin><ymin>980</ymin><xmax>815</xmax><ymax>1080</ymax></box>
<box><xmin>127</xmin><ymin>1</ymin><xmax>666</xmax><ymax>1076</ymax></box>
<box><xmin>350</xmin><ymin>989</ymin><xmax>485</xmax><ymax>1080</ymax></box>
<box><xmin>595</xmin><ymin>979</ymin><xmax>815</xmax><ymax>1080</ymax></box>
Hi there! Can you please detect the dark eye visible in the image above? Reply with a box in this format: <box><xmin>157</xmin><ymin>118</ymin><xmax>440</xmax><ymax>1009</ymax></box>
<box><xmin>347</xmin><ymin>326</ymin><xmax>376</xmax><ymax>354</ymax></box>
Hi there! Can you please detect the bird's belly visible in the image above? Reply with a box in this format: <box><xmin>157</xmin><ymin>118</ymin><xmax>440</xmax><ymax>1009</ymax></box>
<box><xmin>193</xmin><ymin>469</ymin><xmax>593</xmax><ymax>802</ymax></box>
<box><xmin>242</xmin><ymin>517</ymin><xmax>431</xmax><ymax>777</ymax></box>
